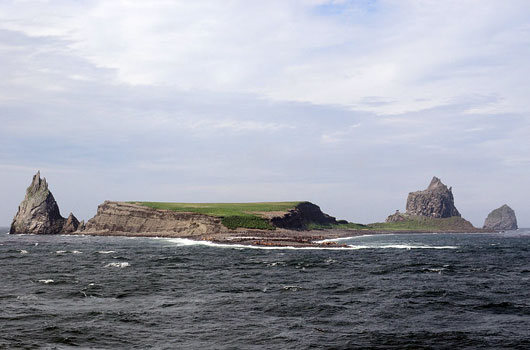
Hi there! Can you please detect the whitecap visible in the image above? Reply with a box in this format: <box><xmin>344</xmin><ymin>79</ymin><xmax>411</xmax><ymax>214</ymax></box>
<box><xmin>282</xmin><ymin>285</ymin><xmax>302</xmax><ymax>291</ymax></box>
<box><xmin>71</xmin><ymin>250</ymin><xmax>82</xmax><ymax>254</ymax></box>
<box><xmin>98</xmin><ymin>251</ymin><xmax>116</xmax><ymax>254</ymax></box>
<box><xmin>20</xmin><ymin>250</ymin><xmax>28</xmax><ymax>254</ymax></box>
<box><xmin>38</xmin><ymin>279</ymin><xmax>54</xmax><ymax>284</ymax></box>
<box><xmin>104</xmin><ymin>262</ymin><xmax>130</xmax><ymax>268</ymax></box>
<box><xmin>163</xmin><ymin>238</ymin><xmax>356</xmax><ymax>250</ymax></box>
<box><xmin>346</xmin><ymin>244</ymin><xmax>458</xmax><ymax>250</ymax></box>
<box><xmin>56</xmin><ymin>250</ymin><xmax>67</xmax><ymax>254</ymax></box>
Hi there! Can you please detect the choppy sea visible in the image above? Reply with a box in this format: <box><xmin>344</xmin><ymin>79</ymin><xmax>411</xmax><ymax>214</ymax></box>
<box><xmin>1</xmin><ymin>228</ymin><xmax>530</xmax><ymax>349</ymax></box>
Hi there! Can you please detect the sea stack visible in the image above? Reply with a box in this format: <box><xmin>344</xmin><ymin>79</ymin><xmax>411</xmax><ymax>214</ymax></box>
<box><xmin>483</xmin><ymin>205</ymin><xmax>518</xmax><ymax>231</ymax></box>
<box><xmin>10</xmin><ymin>171</ymin><xmax>79</xmax><ymax>234</ymax></box>
<box><xmin>405</xmin><ymin>176</ymin><xmax>461</xmax><ymax>218</ymax></box>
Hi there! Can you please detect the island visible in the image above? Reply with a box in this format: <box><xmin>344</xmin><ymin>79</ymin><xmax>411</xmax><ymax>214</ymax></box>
<box><xmin>9</xmin><ymin>172</ymin><xmax>497</xmax><ymax>247</ymax></box>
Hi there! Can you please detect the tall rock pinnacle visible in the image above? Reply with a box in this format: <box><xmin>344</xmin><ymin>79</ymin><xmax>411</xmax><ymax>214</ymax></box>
<box><xmin>10</xmin><ymin>171</ymin><xmax>79</xmax><ymax>234</ymax></box>
<box><xmin>405</xmin><ymin>176</ymin><xmax>461</xmax><ymax>218</ymax></box>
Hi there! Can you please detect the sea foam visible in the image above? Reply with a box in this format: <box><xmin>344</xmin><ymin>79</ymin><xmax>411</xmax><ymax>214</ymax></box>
<box><xmin>104</xmin><ymin>262</ymin><xmax>130</xmax><ymax>268</ymax></box>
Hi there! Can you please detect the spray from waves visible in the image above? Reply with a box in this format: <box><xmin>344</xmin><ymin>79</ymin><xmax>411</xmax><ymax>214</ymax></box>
<box><xmin>161</xmin><ymin>238</ymin><xmax>457</xmax><ymax>250</ymax></box>
<box><xmin>38</xmin><ymin>279</ymin><xmax>54</xmax><ymax>284</ymax></box>
<box><xmin>162</xmin><ymin>238</ymin><xmax>356</xmax><ymax>250</ymax></box>
<box><xmin>346</xmin><ymin>244</ymin><xmax>458</xmax><ymax>250</ymax></box>
<box><xmin>104</xmin><ymin>262</ymin><xmax>130</xmax><ymax>268</ymax></box>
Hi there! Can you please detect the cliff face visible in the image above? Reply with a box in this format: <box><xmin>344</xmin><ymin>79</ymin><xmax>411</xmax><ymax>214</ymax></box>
<box><xmin>271</xmin><ymin>202</ymin><xmax>337</xmax><ymax>230</ymax></box>
<box><xmin>10</xmin><ymin>172</ymin><xmax>79</xmax><ymax>234</ymax></box>
<box><xmin>483</xmin><ymin>205</ymin><xmax>518</xmax><ymax>231</ymax></box>
<box><xmin>83</xmin><ymin>201</ymin><xmax>226</xmax><ymax>236</ymax></box>
<box><xmin>406</xmin><ymin>177</ymin><xmax>461</xmax><ymax>218</ymax></box>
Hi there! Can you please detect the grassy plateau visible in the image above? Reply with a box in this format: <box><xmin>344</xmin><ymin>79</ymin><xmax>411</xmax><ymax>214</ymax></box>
<box><xmin>130</xmin><ymin>201</ymin><xmax>302</xmax><ymax>230</ymax></box>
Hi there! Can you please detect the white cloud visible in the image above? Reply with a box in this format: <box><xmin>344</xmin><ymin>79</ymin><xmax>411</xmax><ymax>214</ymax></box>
<box><xmin>2</xmin><ymin>1</ymin><xmax>530</xmax><ymax>114</ymax></box>
<box><xmin>1</xmin><ymin>1</ymin><xmax>530</xmax><ymax>226</ymax></box>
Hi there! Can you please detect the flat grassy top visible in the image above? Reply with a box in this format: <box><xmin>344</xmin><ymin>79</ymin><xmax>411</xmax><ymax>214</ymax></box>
<box><xmin>130</xmin><ymin>201</ymin><xmax>302</xmax><ymax>217</ymax></box>
<box><xmin>130</xmin><ymin>201</ymin><xmax>304</xmax><ymax>230</ymax></box>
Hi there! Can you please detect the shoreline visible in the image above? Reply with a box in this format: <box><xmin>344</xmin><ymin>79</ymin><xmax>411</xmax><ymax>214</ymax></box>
<box><xmin>65</xmin><ymin>227</ymin><xmax>495</xmax><ymax>248</ymax></box>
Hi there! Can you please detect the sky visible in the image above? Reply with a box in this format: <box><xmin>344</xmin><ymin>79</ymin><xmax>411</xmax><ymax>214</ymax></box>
<box><xmin>1</xmin><ymin>0</ymin><xmax>529</xmax><ymax>227</ymax></box>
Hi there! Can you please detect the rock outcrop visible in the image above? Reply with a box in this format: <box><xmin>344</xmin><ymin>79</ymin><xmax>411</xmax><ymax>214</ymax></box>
<box><xmin>271</xmin><ymin>202</ymin><xmax>337</xmax><ymax>230</ymax></box>
<box><xmin>10</xmin><ymin>171</ymin><xmax>79</xmax><ymax>234</ymax></box>
<box><xmin>83</xmin><ymin>201</ymin><xmax>226</xmax><ymax>236</ymax></box>
<box><xmin>62</xmin><ymin>213</ymin><xmax>80</xmax><ymax>233</ymax></box>
<box><xmin>483</xmin><ymin>205</ymin><xmax>518</xmax><ymax>231</ymax></box>
<box><xmin>405</xmin><ymin>177</ymin><xmax>461</xmax><ymax>218</ymax></box>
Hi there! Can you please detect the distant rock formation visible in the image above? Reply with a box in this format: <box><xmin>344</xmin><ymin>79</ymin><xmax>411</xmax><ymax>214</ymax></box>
<box><xmin>405</xmin><ymin>177</ymin><xmax>461</xmax><ymax>218</ymax></box>
<box><xmin>483</xmin><ymin>205</ymin><xmax>518</xmax><ymax>231</ymax></box>
<box><xmin>10</xmin><ymin>172</ymin><xmax>79</xmax><ymax>234</ymax></box>
<box><xmin>386</xmin><ymin>210</ymin><xmax>407</xmax><ymax>223</ymax></box>
<box><xmin>62</xmin><ymin>213</ymin><xmax>80</xmax><ymax>233</ymax></box>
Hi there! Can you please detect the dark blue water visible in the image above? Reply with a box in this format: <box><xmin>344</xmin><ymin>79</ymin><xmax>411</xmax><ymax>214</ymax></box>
<box><xmin>1</xmin><ymin>229</ymin><xmax>530</xmax><ymax>349</ymax></box>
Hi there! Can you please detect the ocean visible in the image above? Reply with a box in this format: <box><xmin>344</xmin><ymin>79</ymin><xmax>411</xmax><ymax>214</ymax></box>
<box><xmin>1</xmin><ymin>229</ymin><xmax>530</xmax><ymax>349</ymax></box>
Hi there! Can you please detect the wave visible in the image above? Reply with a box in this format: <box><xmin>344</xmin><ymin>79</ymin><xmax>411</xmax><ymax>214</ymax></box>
<box><xmin>162</xmin><ymin>238</ymin><xmax>458</xmax><ymax>250</ymax></box>
<box><xmin>163</xmin><ymin>238</ymin><xmax>357</xmax><ymax>250</ymax></box>
<box><xmin>104</xmin><ymin>262</ymin><xmax>130</xmax><ymax>268</ymax></box>
<box><xmin>38</xmin><ymin>279</ymin><xmax>54</xmax><ymax>284</ymax></box>
<box><xmin>346</xmin><ymin>244</ymin><xmax>458</xmax><ymax>250</ymax></box>
<box><xmin>98</xmin><ymin>251</ymin><xmax>116</xmax><ymax>254</ymax></box>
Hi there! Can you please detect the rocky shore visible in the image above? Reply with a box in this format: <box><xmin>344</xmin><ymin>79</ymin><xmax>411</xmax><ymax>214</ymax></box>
<box><xmin>8</xmin><ymin>172</ymin><xmax>501</xmax><ymax>248</ymax></box>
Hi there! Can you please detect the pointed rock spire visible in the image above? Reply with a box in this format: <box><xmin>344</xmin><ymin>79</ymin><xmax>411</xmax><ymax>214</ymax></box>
<box><xmin>10</xmin><ymin>172</ymin><xmax>78</xmax><ymax>234</ymax></box>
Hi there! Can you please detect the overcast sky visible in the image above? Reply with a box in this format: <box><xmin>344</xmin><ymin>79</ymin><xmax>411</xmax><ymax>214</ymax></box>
<box><xmin>1</xmin><ymin>0</ymin><xmax>529</xmax><ymax>227</ymax></box>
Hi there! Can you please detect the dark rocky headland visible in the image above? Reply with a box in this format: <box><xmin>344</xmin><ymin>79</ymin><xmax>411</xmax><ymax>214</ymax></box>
<box><xmin>9</xmin><ymin>172</ymin><xmax>499</xmax><ymax>246</ymax></box>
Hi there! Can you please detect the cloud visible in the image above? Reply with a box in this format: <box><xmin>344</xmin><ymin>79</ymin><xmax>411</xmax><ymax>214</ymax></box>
<box><xmin>0</xmin><ymin>1</ymin><xmax>529</xmax><ymax>227</ymax></box>
<box><xmin>1</xmin><ymin>1</ymin><xmax>530</xmax><ymax>114</ymax></box>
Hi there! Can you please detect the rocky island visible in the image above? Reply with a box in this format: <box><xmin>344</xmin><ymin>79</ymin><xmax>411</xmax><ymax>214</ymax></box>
<box><xmin>483</xmin><ymin>204</ymin><xmax>518</xmax><ymax>231</ymax></box>
<box><xmin>9</xmin><ymin>172</ymin><xmax>496</xmax><ymax>246</ymax></box>
<box><xmin>384</xmin><ymin>176</ymin><xmax>475</xmax><ymax>231</ymax></box>
<box><xmin>10</xmin><ymin>172</ymin><xmax>80</xmax><ymax>235</ymax></box>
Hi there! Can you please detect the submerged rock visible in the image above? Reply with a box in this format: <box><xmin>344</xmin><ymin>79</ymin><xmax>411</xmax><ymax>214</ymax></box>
<box><xmin>483</xmin><ymin>205</ymin><xmax>518</xmax><ymax>231</ymax></box>
<box><xmin>10</xmin><ymin>171</ymin><xmax>78</xmax><ymax>234</ymax></box>
<box><xmin>406</xmin><ymin>177</ymin><xmax>461</xmax><ymax>218</ymax></box>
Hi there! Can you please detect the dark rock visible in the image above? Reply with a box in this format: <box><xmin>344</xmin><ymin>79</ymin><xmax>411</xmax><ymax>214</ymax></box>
<box><xmin>62</xmin><ymin>213</ymin><xmax>80</xmax><ymax>233</ymax></box>
<box><xmin>271</xmin><ymin>202</ymin><xmax>337</xmax><ymax>230</ymax></box>
<box><xmin>483</xmin><ymin>205</ymin><xmax>518</xmax><ymax>231</ymax></box>
<box><xmin>10</xmin><ymin>171</ymin><xmax>77</xmax><ymax>234</ymax></box>
<box><xmin>405</xmin><ymin>177</ymin><xmax>461</xmax><ymax>218</ymax></box>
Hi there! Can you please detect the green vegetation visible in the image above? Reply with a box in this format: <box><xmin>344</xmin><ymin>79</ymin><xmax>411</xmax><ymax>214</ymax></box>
<box><xmin>369</xmin><ymin>216</ymin><xmax>474</xmax><ymax>231</ymax></box>
<box><xmin>221</xmin><ymin>216</ymin><xmax>276</xmax><ymax>230</ymax></box>
<box><xmin>131</xmin><ymin>201</ymin><xmax>302</xmax><ymax>230</ymax></box>
<box><xmin>306</xmin><ymin>222</ymin><xmax>371</xmax><ymax>230</ymax></box>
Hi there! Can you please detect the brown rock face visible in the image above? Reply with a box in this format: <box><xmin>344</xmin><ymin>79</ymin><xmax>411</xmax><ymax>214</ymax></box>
<box><xmin>406</xmin><ymin>177</ymin><xmax>461</xmax><ymax>218</ymax></box>
<box><xmin>10</xmin><ymin>171</ymin><xmax>78</xmax><ymax>234</ymax></box>
<box><xmin>83</xmin><ymin>201</ymin><xmax>226</xmax><ymax>236</ymax></box>
<box><xmin>271</xmin><ymin>202</ymin><xmax>337</xmax><ymax>230</ymax></box>
<box><xmin>62</xmin><ymin>213</ymin><xmax>80</xmax><ymax>233</ymax></box>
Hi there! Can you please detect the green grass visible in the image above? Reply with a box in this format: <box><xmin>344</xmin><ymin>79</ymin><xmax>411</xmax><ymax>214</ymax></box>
<box><xmin>368</xmin><ymin>216</ymin><xmax>474</xmax><ymax>231</ymax></box>
<box><xmin>130</xmin><ymin>201</ymin><xmax>302</xmax><ymax>230</ymax></box>
<box><xmin>306</xmin><ymin>222</ymin><xmax>371</xmax><ymax>230</ymax></box>
<box><xmin>221</xmin><ymin>216</ymin><xmax>276</xmax><ymax>230</ymax></box>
